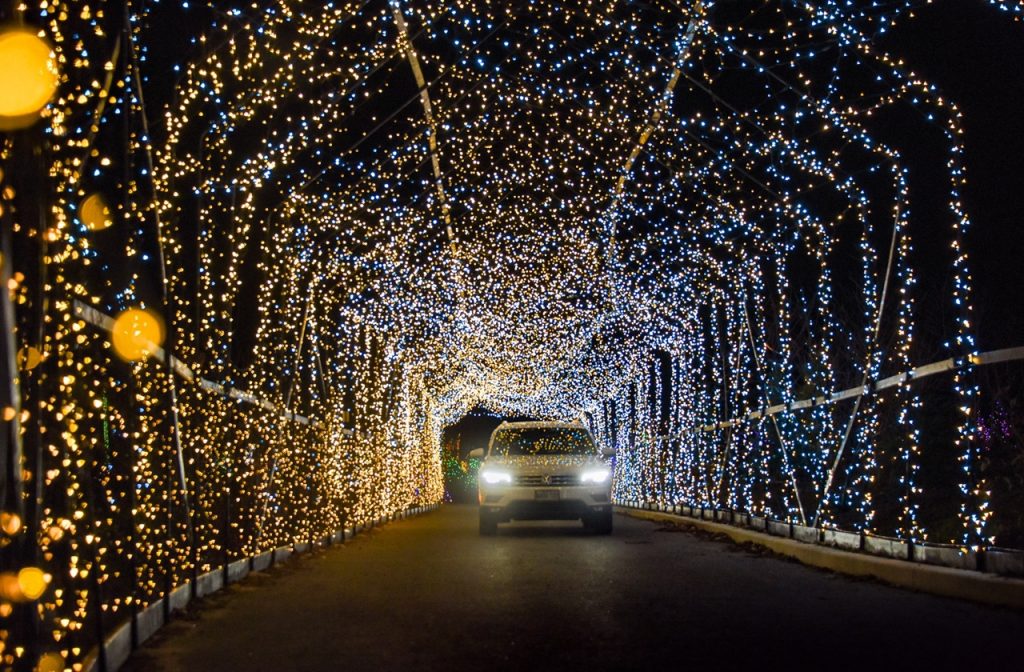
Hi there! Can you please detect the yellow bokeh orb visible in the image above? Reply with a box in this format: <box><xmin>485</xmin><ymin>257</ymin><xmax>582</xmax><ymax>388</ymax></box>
<box><xmin>111</xmin><ymin>308</ymin><xmax>164</xmax><ymax>361</ymax></box>
<box><xmin>80</xmin><ymin>193</ymin><xmax>113</xmax><ymax>231</ymax></box>
<box><xmin>0</xmin><ymin>573</ymin><xmax>19</xmax><ymax>601</ymax></box>
<box><xmin>0</xmin><ymin>511</ymin><xmax>21</xmax><ymax>536</ymax></box>
<box><xmin>17</xmin><ymin>566</ymin><xmax>47</xmax><ymax>600</ymax></box>
<box><xmin>0</xmin><ymin>29</ymin><xmax>59</xmax><ymax>129</ymax></box>
<box><xmin>16</xmin><ymin>345</ymin><xmax>42</xmax><ymax>371</ymax></box>
<box><xmin>36</xmin><ymin>652</ymin><xmax>65</xmax><ymax>672</ymax></box>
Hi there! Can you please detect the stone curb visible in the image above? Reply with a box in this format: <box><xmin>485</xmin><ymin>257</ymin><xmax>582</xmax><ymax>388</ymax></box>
<box><xmin>618</xmin><ymin>506</ymin><xmax>1024</xmax><ymax>610</ymax></box>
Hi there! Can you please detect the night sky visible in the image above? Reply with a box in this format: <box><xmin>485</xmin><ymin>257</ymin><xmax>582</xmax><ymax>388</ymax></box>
<box><xmin>880</xmin><ymin>1</ymin><xmax>1024</xmax><ymax>352</ymax></box>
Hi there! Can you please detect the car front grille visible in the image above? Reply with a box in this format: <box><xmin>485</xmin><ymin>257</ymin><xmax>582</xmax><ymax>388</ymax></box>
<box><xmin>514</xmin><ymin>474</ymin><xmax>578</xmax><ymax>487</ymax></box>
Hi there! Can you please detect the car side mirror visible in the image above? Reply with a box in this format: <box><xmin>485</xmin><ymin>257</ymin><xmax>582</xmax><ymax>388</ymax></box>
<box><xmin>467</xmin><ymin>448</ymin><xmax>485</xmax><ymax>459</ymax></box>
<box><xmin>601</xmin><ymin>446</ymin><xmax>616</xmax><ymax>457</ymax></box>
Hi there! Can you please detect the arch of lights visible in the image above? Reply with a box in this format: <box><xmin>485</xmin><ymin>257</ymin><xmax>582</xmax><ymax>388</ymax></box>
<box><xmin>2</xmin><ymin>0</ymin><xmax>1022</xmax><ymax>667</ymax></box>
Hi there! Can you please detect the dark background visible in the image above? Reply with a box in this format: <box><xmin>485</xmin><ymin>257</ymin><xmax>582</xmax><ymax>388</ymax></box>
<box><xmin>881</xmin><ymin>2</ymin><xmax>1024</xmax><ymax>352</ymax></box>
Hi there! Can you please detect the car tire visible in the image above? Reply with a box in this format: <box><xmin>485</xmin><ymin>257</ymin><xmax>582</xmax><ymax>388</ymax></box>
<box><xmin>479</xmin><ymin>510</ymin><xmax>498</xmax><ymax>536</ymax></box>
<box><xmin>587</xmin><ymin>510</ymin><xmax>613</xmax><ymax>535</ymax></box>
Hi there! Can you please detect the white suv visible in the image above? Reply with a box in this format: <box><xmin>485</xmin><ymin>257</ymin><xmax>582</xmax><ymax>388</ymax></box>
<box><xmin>468</xmin><ymin>421</ymin><xmax>614</xmax><ymax>535</ymax></box>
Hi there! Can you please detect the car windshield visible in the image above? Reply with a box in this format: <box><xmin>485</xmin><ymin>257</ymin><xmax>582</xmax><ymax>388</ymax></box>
<box><xmin>491</xmin><ymin>427</ymin><xmax>596</xmax><ymax>456</ymax></box>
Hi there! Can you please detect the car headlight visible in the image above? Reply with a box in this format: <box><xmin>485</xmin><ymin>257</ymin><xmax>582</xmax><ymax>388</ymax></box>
<box><xmin>480</xmin><ymin>469</ymin><xmax>512</xmax><ymax>485</ymax></box>
<box><xmin>581</xmin><ymin>468</ymin><xmax>611</xmax><ymax>484</ymax></box>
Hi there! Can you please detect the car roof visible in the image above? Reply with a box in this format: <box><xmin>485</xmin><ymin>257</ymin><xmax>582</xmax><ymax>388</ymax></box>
<box><xmin>493</xmin><ymin>420</ymin><xmax>585</xmax><ymax>431</ymax></box>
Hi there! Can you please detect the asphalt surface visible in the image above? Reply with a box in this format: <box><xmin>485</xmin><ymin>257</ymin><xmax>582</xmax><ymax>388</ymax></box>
<box><xmin>126</xmin><ymin>505</ymin><xmax>1024</xmax><ymax>671</ymax></box>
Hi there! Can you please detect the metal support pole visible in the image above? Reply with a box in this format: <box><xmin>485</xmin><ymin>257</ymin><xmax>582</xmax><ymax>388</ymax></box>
<box><xmin>812</xmin><ymin>196</ymin><xmax>903</xmax><ymax>528</ymax></box>
<box><xmin>123</xmin><ymin>2</ymin><xmax>196</xmax><ymax>584</ymax></box>
<box><xmin>255</xmin><ymin>283</ymin><xmax>314</xmax><ymax>545</ymax></box>
<box><xmin>741</xmin><ymin>298</ymin><xmax>807</xmax><ymax>525</ymax></box>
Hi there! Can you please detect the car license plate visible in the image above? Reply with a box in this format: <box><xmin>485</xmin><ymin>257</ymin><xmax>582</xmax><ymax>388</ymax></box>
<box><xmin>535</xmin><ymin>489</ymin><xmax>560</xmax><ymax>501</ymax></box>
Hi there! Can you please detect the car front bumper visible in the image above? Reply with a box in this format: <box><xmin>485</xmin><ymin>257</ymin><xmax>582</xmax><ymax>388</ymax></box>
<box><xmin>478</xmin><ymin>485</ymin><xmax>612</xmax><ymax>521</ymax></box>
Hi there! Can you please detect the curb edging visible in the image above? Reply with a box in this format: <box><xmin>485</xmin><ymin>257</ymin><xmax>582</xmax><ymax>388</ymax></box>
<box><xmin>618</xmin><ymin>506</ymin><xmax>1024</xmax><ymax>610</ymax></box>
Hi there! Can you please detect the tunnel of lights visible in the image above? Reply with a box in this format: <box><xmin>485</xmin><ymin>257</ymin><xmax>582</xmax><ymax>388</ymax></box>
<box><xmin>1</xmin><ymin>0</ymin><xmax>1023</xmax><ymax>667</ymax></box>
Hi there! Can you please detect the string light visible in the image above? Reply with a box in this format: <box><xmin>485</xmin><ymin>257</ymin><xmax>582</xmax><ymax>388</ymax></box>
<box><xmin>0</xmin><ymin>0</ymin><xmax>1018</xmax><ymax>667</ymax></box>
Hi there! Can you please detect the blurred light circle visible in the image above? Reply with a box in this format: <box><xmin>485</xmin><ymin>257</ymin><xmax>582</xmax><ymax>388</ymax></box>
<box><xmin>81</xmin><ymin>193</ymin><xmax>113</xmax><ymax>231</ymax></box>
<box><xmin>17</xmin><ymin>345</ymin><xmax>42</xmax><ymax>371</ymax></box>
<box><xmin>0</xmin><ymin>573</ymin><xmax>19</xmax><ymax>601</ymax></box>
<box><xmin>112</xmin><ymin>308</ymin><xmax>165</xmax><ymax>361</ymax></box>
<box><xmin>0</xmin><ymin>511</ymin><xmax>21</xmax><ymax>536</ymax></box>
<box><xmin>17</xmin><ymin>566</ymin><xmax>47</xmax><ymax>600</ymax></box>
<box><xmin>0</xmin><ymin>29</ymin><xmax>59</xmax><ymax>129</ymax></box>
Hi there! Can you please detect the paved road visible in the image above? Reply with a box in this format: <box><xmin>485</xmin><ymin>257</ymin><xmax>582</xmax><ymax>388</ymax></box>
<box><xmin>126</xmin><ymin>505</ymin><xmax>1024</xmax><ymax>671</ymax></box>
